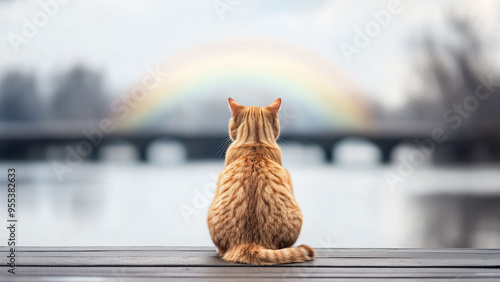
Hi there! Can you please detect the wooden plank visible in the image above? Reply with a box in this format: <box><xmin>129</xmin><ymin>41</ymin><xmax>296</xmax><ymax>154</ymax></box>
<box><xmin>14</xmin><ymin>250</ymin><xmax>500</xmax><ymax>260</ymax></box>
<box><xmin>3</xmin><ymin>266</ymin><xmax>500</xmax><ymax>278</ymax></box>
<box><xmin>5</xmin><ymin>247</ymin><xmax>500</xmax><ymax>258</ymax></box>
<box><xmin>0</xmin><ymin>248</ymin><xmax>497</xmax><ymax>281</ymax></box>
<box><xmin>0</xmin><ymin>248</ymin><xmax>498</xmax><ymax>268</ymax></box>
<box><xmin>6</xmin><ymin>256</ymin><xmax>498</xmax><ymax>267</ymax></box>
<box><xmin>0</xmin><ymin>267</ymin><xmax>499</xmax><ymax>281</ymax></box>
<box><xmin>1</xmin><ymin>278</ymin><xmax>500</xmax><ymax>282</ymax></box>
<box><xmin>4</xmin><ymin>246</ymin><xmax>499</xmax><ymax>254</ymax></box>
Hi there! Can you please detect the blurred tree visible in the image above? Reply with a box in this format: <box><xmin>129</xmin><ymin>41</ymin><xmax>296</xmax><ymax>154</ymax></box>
<box><xmin>0</xmin><ymin>71</ymin><xmax>42</xmax><ymax>122</ymax></box>
<box><xmin>416</xmin><ymin>14</ymin><xmax>500</xmax><ymax>162</ymax></box>
<box><xmin>50</xmin><ymin>66</ymin><xmax>106</xmax><ymax>121</ymax></box>
<box><xmin>418</xmin><ymin>15</ymin><xmax>500</xmax><ymax>133</ymax></box>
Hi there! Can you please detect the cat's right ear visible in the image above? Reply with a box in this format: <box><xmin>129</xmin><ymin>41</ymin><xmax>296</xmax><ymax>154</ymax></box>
<box><xmin>266</xmin><ymin>98</ymin><xmax>281</xmax><ymax>117</ymax></box>
<box><xmin>228</xmin><ymin>98</ymin><xmax>244</xmax><ymax>116</ymax></box>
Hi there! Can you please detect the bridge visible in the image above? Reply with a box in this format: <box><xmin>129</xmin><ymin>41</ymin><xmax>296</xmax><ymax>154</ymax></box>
<box><xmin>0</xmin><ymin>122</ymin><xmax>498</xmax><ymax>164</ymax></box>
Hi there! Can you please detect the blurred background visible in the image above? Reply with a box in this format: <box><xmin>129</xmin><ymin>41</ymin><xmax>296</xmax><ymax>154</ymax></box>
<box><xmin>0</xmin><ymin>0</ymin><xmax>499</xmax><ymax>248</ymax></box>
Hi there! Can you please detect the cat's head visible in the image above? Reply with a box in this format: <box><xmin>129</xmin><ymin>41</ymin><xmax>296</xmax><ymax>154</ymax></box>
<box><xmin>227</xmin><ymin>98</ymin><xmax>281</xmax><ymax>142</ymax></box>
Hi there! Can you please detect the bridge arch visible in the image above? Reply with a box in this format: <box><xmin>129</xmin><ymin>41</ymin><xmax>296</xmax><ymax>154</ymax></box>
<box><xmin>333</xmin><ymin>138</ymin><xmax>382</xmax><ymax>166</ymax></box>
<box><xmin>391</xmin><ymin>142</ymin><xmax>433</xmax><ymax>166</ymax></box>
<box><xmin>147</xmin><ymin>139</ymin><xmax>187</xmax><ymax>165</ymax></box>
<box><xmin>98</xmin><ymin>140</ymin><xmax>139</xmax><ymax>162</ymax></box>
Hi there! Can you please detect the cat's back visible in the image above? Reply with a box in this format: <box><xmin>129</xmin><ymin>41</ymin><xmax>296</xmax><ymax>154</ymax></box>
<box><xmin>215</xmin><ymin>146</ymin><xmax>294</xmax><ymax>214</ymax></box>
<box><xmin>210</xmin><ymin>145</ymin><xmax>300</xmax><ymax>249</ymax></box>
<box><xmin>224</xmin><ymin>145</ymin><xmax>286</xmax><ymax>185</ymax></box>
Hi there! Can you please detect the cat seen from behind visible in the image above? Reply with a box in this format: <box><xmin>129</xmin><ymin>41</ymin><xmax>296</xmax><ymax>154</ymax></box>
<box><xmin>207</xmin><ymin>98</ymin><xmax>315</xmax><ymax>265</ymax></box>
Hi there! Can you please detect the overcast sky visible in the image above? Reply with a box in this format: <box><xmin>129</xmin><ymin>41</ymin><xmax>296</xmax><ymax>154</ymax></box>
<box><xmin>0</xmin><ymin>0</ymin><xmax>499</xmax><ymax>110</ymax></box>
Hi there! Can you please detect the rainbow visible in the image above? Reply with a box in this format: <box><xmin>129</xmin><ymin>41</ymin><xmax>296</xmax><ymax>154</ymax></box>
<box><xmin>111</xmin><ymin>38</ymin><xmax>372</xmax><ymax>131</ymax></box>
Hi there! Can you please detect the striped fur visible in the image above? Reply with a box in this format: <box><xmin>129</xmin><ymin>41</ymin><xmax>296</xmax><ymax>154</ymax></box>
<box><xmin>207</xmin><ymin>98</ymin><xmax>315</xmax><ymax>265</ymax></box>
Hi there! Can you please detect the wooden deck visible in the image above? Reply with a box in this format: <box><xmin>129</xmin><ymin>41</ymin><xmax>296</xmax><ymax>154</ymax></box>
<box><xmin>0</xmin><ymin>247</ymin><xmax>499</xmax><ymax>281</ymax></box>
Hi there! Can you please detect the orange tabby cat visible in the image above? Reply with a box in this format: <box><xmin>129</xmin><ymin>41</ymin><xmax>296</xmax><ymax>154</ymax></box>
<box><xmin>207</xmin><ymin>98</ymin><xmax>315</xmax><ymax>265</ymax></box>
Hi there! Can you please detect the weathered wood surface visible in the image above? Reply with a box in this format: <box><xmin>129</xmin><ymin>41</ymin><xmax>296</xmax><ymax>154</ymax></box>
<box><xmin>0</xmin><ymin>247</ymin><xmax>499</xmax><ymax>281</ymax></box>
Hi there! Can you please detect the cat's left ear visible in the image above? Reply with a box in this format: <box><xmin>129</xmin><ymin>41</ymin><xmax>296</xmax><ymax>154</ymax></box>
<box><xmin>266</xmin><ymin>98</ymin><xmax>281</xmax><ymax>117</ymax></box>
<box><xmin>228</xmin><ymin>98</ymin><xmax>244</xmax><ymax>116</ymax></box>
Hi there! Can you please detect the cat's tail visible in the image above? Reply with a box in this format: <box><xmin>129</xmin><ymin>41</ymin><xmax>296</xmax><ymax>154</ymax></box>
<box><xmin>221</xmin><ymin>243</ymin><xmax>315</xmax><ymax>265</ymax></box>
